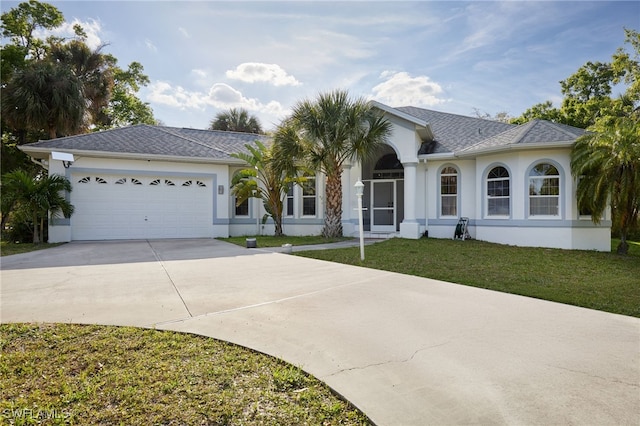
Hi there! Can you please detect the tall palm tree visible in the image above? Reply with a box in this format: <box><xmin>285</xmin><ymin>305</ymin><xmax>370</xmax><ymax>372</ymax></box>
<box><xmin>1</xmin><ymin>60</ymin><xmax>85</xmax><ymax>139</ymax></box>
<box><xmin>209</xmin><ymin>108</ymin><xmax>263</xmax><ymax>134</ymax></box>
<box><xmin>231</xmin><ymin>141</ymin><xmax>302</xmax><ymax>236</ymax></box>
<box><xmin>1</xmin><ymin>169</ymin><xmax>74</xmax><ymax>243</ymax></box>
<box><xmin>571</xmin><ymin>115</ymin><xmax>640</xmax><ymax>254</ymax></box>
<box><xmin>49</xmin><ymin>40</ymin><xmax>116</xmax><ymax>129</ymax></box>
<box><xmin>273</xmin><ymin>89</ymin><xmax>392</xmax><ymax>238</ymax></box>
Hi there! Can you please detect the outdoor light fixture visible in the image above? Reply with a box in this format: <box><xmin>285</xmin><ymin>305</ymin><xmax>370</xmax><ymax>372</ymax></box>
<box><xmin>51</xmin><ymin>151</ymin><xmax>74</xmax><ymax>168</ymax></box>
<box><xmin>355</xmin><ymin>180</ymin><xmax>365</xmax><ymax>261</ymax></box>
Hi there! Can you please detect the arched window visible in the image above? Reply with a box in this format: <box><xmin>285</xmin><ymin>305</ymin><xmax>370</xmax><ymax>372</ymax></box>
<box><xmin>440</xmin><ymin>166</ymin><xmax>458</xmax><ymax>217</ymax></box>
<box><xmin>487</xmin><ymin>166</ymin><xmax>510</xmax><ymax>216</ymax></box>
<box><xmin>529</xmin><ymin>163</ymin><xmax>560</xmax><ymax>216</ymax></box>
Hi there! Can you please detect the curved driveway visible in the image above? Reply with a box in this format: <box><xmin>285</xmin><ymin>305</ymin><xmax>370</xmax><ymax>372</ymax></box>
<box><xmin>2</xmin><ymin>239</ymin><xmax>639</xmax><ymax>425</ymax></box>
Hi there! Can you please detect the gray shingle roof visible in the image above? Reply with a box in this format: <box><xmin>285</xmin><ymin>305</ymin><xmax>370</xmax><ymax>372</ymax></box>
<box><xmin>396</xmin><ymin>106</ymin><xmax>516</xmax><ymax>153</ymax></box>
<box><xmin>394</xmin><ymin>106</ymin><xmax>585</xmax><ymax>156</ymax></box>
<box><xmin>459</xmin><ymin>119</ymin><xmax>586</xmax><ymax>155</ymax></box>
<box><xmin>21</xmin><ymin>125</ymin><xmax>268</xmax><ymax>161</ymax></box>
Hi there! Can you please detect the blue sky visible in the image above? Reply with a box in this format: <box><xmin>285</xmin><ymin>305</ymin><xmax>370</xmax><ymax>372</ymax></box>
<box><xmin>4</xmin><ymin>1</ymin><xmax>639</xmax><ymax>130</ymax></box>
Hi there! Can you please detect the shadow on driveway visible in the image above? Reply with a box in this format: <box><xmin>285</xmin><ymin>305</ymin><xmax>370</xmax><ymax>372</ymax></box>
<box><xmin>0</xmin><ymin>239</ymin><xmax>252</xmax><ymax>270</ymax></box>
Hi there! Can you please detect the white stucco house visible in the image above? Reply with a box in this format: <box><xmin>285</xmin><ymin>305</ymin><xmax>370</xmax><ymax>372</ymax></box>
<box><xmin>19</xmin><ymin>102</ymin><xmax>611</xmax><ymax>251</ymax></box>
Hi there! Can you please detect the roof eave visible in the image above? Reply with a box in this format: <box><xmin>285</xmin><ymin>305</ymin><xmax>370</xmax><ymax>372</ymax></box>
<box><xmin>371</xmin><ymin>101</ymin><xmax>435</xmax><ymax>141</ymax></box>
<box><xmin>418</xmin><ymin>152</ymin><xmax>456</xmax><ymax>161</ymax></box>
<box><xmin>455</xmin><ymin>141</ymin><xmax>574</xmax><ymax>158</ymax></box>
<box><xmin>18</xmin><ymin>146</ymin><xmax>247</xmax><ymax>165</ymax></box>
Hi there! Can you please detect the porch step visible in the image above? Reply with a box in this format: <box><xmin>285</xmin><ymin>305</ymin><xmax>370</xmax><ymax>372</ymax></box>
<box><xmin>362</xmin><ymin>231</ymin><xmax>397</xmax><ymax>240</ymax></box>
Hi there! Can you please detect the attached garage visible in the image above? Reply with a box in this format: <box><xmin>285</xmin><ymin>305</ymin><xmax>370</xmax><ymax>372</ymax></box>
<box><xmin>70</xmin><ymin>173</ymin><xmax>213</xmax><ymax>240</ymax></box>
<box><xmin>19</xmin><ymin>124</ymin><xmax>268</xmax><ymax>243</ymax></box>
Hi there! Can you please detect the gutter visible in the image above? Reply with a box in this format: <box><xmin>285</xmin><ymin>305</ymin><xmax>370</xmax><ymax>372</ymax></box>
<box><xmin>18</xmin><ymin>146</ymin><xmax>248</xmax><ymax>166</ymax></box>
<box><xmin>454</xmin><ymin>141</ymin><xmax>573</xmax><ymax>159</ymax></box>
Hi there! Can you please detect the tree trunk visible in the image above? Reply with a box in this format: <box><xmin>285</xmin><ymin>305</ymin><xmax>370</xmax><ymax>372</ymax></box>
<box><xmin>32</xmin><ymin>213</ymin><xmax>41</xmax><ymax>244</ymax></box>
<box><xmin>617</xmin><ymin>231</ymin><xmax>629</xmax><ymax>255</ymax></box>
<box><xmin>322</xmin><ymin>172</ymin><xmax>343</xmax><ymax>238</ymax></box>
<box><xmin>273</xmin><ymin>214</ymin><xmax>284</xmax><ymax>236</ymax></box>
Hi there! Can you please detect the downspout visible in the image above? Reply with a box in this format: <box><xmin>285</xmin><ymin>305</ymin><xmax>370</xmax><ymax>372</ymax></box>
<box><xmin>30</xmin><ymin>157</ymin><xmax>49</xmax><ymax>171</ymax></box>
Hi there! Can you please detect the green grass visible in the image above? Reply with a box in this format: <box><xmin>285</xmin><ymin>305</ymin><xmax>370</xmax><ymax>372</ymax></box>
<box><xmin>0</xmin><ymin>323</ymin><xmax>370</xmax><ymax>425</ymax></box>
<box><xmin>220</xmin><ymin>235</ymin><xmax>353</xmax><ymax>248</ymax></box>
<box><xmin>0</xmin><ymin>241</ymin><xmax>64</xmax><ymax>256</ymax></box>
<box><xmin>296</xmin><ymin>238</ymin><xmax>640</xmax><ymax>318</ymax></box>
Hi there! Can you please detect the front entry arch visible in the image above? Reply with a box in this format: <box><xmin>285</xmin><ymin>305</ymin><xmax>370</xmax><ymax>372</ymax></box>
<box><xmin>362</xmin><ymin>146</ymin><xmax>404</xmax><ymax>232</ymax></box>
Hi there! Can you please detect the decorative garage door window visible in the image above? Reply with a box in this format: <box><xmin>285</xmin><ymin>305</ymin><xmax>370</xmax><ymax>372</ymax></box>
<box><xmin>182</xmin><ymin>180</ymin><xmax>207</xmax><ymax>187</ymax></box>
<box><xmin>76</xmin><ymin>177</ymin><xmax>206</xmax><ymax>187</ymax></box>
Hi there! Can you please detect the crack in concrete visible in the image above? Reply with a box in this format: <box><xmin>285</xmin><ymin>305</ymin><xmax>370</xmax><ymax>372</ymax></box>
<box><xmin>151</xmin><ymin>271</ymin><xmax>396</xmax><ymax>327</ymax></box>
<box><xmin>548</xmin><ymin>364</ymin><xmax>640</xmax><ymax>388</ymax></box>
<box><xmin>322</xmin><ymin>341</ymin><xmax>451</xmax><ymax>379</ymax></box>
<box><xmin>147</xmin><ymin>240</ymin><xmax>193</xmax><ymax>318</ymax></box>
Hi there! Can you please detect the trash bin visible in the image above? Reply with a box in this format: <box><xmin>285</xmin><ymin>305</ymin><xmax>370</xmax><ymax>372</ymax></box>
<box><xmin>246</xmin><ymin>238</ymin><xmax>257</xmax><ymax>248</ymax></box>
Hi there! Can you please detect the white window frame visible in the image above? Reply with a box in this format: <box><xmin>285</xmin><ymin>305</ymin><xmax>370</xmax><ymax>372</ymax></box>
<box><xmin>301</xmin><ymin>175</ymin><xmax>317</xmax><ymax>217</ymax></box>
<box><xmin>486</xmin><ymin>165</ymin><xmax>511</xmax><ymax>217</ymax></box>
<box><xmin>439</xmin><ymin>165</ymin><xmax>459</xmax><ymax>218</ymax></box>
<box><xmin>285</xmin><ymin>182</ymin><xmax>295</xmax><ymax>217</ymax></box>
<box><xmin>528</xmin><ymin>162</ymin><xmax>562</xmax><ymax>218</ymax></box>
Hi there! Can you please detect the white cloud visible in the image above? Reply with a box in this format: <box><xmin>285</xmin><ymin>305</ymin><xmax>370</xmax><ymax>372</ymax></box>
<box><xmin>226</xmin><ymin>63</ymin><xmax>301</xmax><ymax>87</ymax></box>
<box><xmin>178</xmin><ymin>27</ymin><xmax>191</xmax><ymax>38</ymax></box>
<box><xmin>371</xmin><ymin>71</ymin><xmax>446</xmax><ymax>107</ymax></box>
<box><xmin>36</xmin><ymin>18</ymin><xmax>103</xmax><ymax>50</ymax></box>
<box><xmin>146</xmin><ymin>80</ymin><xmax>288</xmax><ymax>119</ymax></box>
<box><xmin>145</xmin><ymin>39</ymin><xmax>157</xmax><ymax>52</ymax></box>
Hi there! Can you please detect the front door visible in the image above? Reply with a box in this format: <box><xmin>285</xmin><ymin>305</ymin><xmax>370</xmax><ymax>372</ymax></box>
<box><xmin>371</xmin><ymin>180</ymin><xmax>396</xmax><ymax>232</ymax></box>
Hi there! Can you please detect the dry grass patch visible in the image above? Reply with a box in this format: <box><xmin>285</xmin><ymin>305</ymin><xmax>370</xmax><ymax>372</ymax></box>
<box><xmin>0</xmin><ymin>323</ymin><xmax>370</xmax><ymax>425</ymax></box>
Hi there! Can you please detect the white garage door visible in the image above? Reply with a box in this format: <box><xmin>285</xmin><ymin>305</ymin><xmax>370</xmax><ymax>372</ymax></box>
<box><xmin>70</xmin><ymin>173</ymin><xmax>213</xmax><ymax>240</ymax></box>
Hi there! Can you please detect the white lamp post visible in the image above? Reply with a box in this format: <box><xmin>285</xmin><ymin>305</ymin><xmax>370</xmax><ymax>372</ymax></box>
<box><xmin>354</xmin><ymin>180</ymin><xmax>365</xmax><ymax>261</ymax></box>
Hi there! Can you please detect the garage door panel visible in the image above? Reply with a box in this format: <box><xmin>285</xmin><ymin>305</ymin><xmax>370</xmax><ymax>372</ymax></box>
<box><xmin>70</xmin><ymin>174</ymin><xmax>213</xmax><ymax>240</ymax></box>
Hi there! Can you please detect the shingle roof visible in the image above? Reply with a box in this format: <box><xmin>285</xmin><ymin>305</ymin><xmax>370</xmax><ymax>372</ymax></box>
<box><xmin>395</xmin><ymin>106</ymin><xmax>516</xmax><ymax>153</ymax></box>
<box><xmin>458</xmin><ymin>119</ymin><xmax>586</xmax><ymax>155</ymax></box>
<box><xmin>20</xmin><ymin>125</ymin><xmax>268</xmax><ymax>161</ymax></box>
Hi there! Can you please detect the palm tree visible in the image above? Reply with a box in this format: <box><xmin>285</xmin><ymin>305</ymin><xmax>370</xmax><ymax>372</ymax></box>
<box><xmin>209</xmin><ymin>108</ymin><xmax>263</xmax><ymax>134</ymax></box>
<box><xmin>1</xmin><ymin>60</ymin><xmax>85</xmax><ymax>139</ymax></box>
<box><xmin>570</xmin><ymin>115</ymin><xmax>640</xmax><ymax>254</ymax></box>
<box><xmin>49</xmin><ymin>40</ymin><xmax>116</xmax><ymax>129</ymax></box>
<box><xmin>273</xmin><ymin>89</ymin><xmax>392</xmax><ymax>238</ymax></box>
<box><xmin>1</xmin><ymin>169</ymin><xmax>74</xmax><ymax>243</ymax></box>
<box><xmin>231</xmin><ymin>141</ymin><xmax>302</xmax><ymax>236</ymax></box>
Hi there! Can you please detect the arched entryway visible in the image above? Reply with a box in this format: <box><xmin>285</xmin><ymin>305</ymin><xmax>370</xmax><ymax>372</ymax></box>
<box><xmin>362</xmin><ymin>145</ymin><xmax>405</xmax><ymax>232</ymax></box>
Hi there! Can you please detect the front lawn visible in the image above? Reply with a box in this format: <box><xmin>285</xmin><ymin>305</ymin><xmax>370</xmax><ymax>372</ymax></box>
<box><xmin>0</xmin><ymin>323</ymin><xmax>369</xmax><ymax>425</ymax></box>
<box><xmin>297</xmin><ymin>238</ymin><xmax>640</xmax><ymax>317</ymax></box>
<box><xmin>0</xmin><ymin>241</ymin><xmax>64</xmax><ymax>256</ymax></box>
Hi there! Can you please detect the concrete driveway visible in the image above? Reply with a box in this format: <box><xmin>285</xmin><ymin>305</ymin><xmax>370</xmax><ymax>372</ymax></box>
<box><xmin>2</xmin><ymin>239</ymin><xmax>639</xmax><ymax>425</ymax></box>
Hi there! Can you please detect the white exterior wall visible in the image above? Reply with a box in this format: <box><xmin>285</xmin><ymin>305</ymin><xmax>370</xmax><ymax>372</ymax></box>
<box><xmin>423</xmin><ymin>148</ymin><xmax>611</xmax><ymax>251</ymax></box>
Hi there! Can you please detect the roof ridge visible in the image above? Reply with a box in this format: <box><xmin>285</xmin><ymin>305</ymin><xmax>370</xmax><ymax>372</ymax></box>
<box><xmin>510</xmin><ymin>119</ymin><xmax>539</xmax><ymax>145</ymax></box>
<box><xmin>156</xmin><ymin>126</ymin><xmax>240</xmax><ymax>157</ymax></box>
<box><xmin>398</xmin><ymin>105</ymin><xmax>516</xmax><ymax>126</ymax></box>
<box><xmin>181</xmin><ymin>127</ymin><xmax>265</xmax><ymax>137</ymax></box>
<box><xmin>543</xmin><ymin>120</ymin><xmax>587</xmax><ymax>139</ymax></box>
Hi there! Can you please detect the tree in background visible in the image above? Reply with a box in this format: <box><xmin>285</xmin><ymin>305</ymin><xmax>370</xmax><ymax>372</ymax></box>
<box><xmin>512</xmin><ymin>28</ymin><xmax>639</xmax><ymax>127</ymax></box>
<box><xmin>0</xmin><ymin>0</ymin><xmax>156</xmax><ymax>171</ymax></box>
<box><xmin>273</xmin><ymin>89</ymin><xmax>392</xmax><ymax>238</ymax></box>
<box><xmin>209</xmin><ymin>108</ymin><xmax>264</xmax><ymax>134</ymax></box>
<box><xmin>2</xmin><ymin>60</ymin><xmax>85</xmax><ymax>140</ymax></box>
